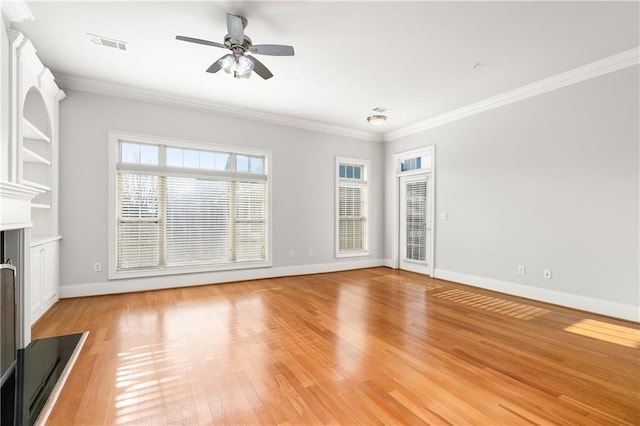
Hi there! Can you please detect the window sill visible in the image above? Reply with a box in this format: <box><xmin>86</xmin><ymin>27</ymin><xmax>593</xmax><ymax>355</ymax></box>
<box><xmin>108</xmin><ymin>259</ymin><xmax>272</xmax><ymax>280</ymax></box>
<box><xmin>335</xmin><ymin>251</ymin><xmax>370</xmax><ymax>259</ymax></box>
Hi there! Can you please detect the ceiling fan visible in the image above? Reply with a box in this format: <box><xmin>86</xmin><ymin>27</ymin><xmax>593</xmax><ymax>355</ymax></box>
<box><xmin>176</xmin><ymin>13</ymin><xmax>295</xmax><ymax>80</ymax></box>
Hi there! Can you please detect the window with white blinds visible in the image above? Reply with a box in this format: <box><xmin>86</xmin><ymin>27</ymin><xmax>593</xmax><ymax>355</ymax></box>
<box><xmin>336</xmin><ymin>157</ymin><xmax>369</xmax><ymax>257</ymax></box>
<box><xmin>109</xmin><ymin>133</ymin><xmax>270</xmax><ymax>278</ymax></box>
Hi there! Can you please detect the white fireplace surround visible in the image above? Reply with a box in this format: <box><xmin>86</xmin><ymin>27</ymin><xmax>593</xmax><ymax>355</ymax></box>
<box><xmin>2</xmin><ymin>3</ymin><xmax>65</xmax><ymax>349</ymax></box>
<box><xmin>0</xmin><ymin>182</ymin><xmax>38</xmax><ymax>348</ymax></box>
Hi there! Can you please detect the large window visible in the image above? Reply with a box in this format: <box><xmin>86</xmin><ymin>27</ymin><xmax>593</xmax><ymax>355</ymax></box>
<box><xmin>335</xmin><ymin>157</ymin><xmax>369</xmax><ymax>257</ymax></box>
<box><xmin>109</xmin><ymin>132</ymin><xmax>271</xmax><ymax>278</ymax></box>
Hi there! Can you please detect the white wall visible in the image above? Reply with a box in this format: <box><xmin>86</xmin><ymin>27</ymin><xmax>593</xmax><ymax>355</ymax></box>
<box><xmin>58</xmin><ymin>89</ymin><xmax>384</xmax><ymax>295</ymax></box>
<box><xmin>1</xmin><ymin>16</ymin><xmax>10</xmax><ymax>182</ymax></box>
<box><xmin>385</xmin><ymin>67</ymin><xmax>639</xmax><ymax>320</ymax></box>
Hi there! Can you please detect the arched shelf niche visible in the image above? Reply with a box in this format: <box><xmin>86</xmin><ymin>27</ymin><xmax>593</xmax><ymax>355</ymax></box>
<box><xmin>21</xmin><ymin>86</ymin><xmax>53</xmax><ymax>241</ymax></box>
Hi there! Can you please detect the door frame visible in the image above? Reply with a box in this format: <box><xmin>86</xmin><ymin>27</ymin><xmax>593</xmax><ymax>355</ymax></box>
<box><xmin>391</xmin><ymin>146</ymin><xmax>435</xmax><ymax>276</ymax></box>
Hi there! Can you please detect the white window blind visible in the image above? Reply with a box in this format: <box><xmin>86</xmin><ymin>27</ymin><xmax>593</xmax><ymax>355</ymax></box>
<box><xmin>112</xmin><ymin>136</ymin><xmax>270</xmax><ymax>277</ymax></box>
<box><xmin>339</xmin><ymin>186</ymin><xmax>366</xmax><ymax>251</ymax></box>
<box><xmin>404</xmin><ymin>179</ymin><xmax>427</xmax><ymax>262</ymax></box>
<box><xmin>336</xmin><ymin>157</ymin><xmax>369</xmax><ymax>257</ymax></box>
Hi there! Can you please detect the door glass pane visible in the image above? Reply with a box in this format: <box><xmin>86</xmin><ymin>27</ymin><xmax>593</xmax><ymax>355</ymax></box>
<box><xmin>405</xmin><ymin>180</ymin><xmax>427</xmax><ymax>261</ymax></box>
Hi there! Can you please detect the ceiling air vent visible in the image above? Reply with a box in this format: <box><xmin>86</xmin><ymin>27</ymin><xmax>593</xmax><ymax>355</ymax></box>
<box><xmin>372</xmin><ymin>107</ymin><xmax>392</xmax><ymax>113</ymax></box>
<box><xmin>87</xmin><ymin>33</ymin><xmax>127</xmax><ymax>51</ymax></box>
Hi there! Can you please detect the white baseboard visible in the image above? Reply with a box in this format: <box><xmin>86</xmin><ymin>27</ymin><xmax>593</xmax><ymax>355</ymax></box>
<box><xmin>383</xmin><ymin>258</ymin><xmax>395</xmax><ymax>268</ymax></box>
<box><xmin>59</xmin><ymin>259</ymin><xmax>385</xmax><ymax>298</ymax></box>
<box><xmin>434</xmin><ymin>269</ymin><xmax>639</xmax><ymax>322</ymax></box>
<box><xmin>31</xmin><ymin>295</ymin><xmax>58</xmax><ymax>324</ymax></box>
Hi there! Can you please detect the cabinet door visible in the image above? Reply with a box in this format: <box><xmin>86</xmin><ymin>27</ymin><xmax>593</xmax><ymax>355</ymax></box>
<box><xmin>30</xmin><ymin>247</ymin><xmax>44</xmax><ymax>313</ymax></box>
<box><xmin>42</xmin><ymin>243</ymin><xmax>58</xmax><ymax>301</ymax></box>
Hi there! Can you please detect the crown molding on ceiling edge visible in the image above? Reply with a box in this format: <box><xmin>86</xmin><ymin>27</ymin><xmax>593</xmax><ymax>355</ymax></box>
<box><xmin>53</xmin><ymin>73</ymin><xmax>384</xmax><ymax>143</ymax></box>
<box><xmin>385</xmin><ymin>47</ymin><xmax>640</xmax><ymax>142</ymax></box>
<box><xmin>1</xmin><ymin>0</ymin><xmax>33</xmax><ymax>23</ymax></box>
<box><xmin>54</xmin><ymin>47</ymin><xmax>638</xmax><ymax>145</ymax></box>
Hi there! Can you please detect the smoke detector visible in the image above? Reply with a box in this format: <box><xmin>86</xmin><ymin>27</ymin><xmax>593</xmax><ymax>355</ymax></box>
<box><xmin>87</xmin><ymin>33</ymin><xmax>127</xmax><ymax>51</ymax></box>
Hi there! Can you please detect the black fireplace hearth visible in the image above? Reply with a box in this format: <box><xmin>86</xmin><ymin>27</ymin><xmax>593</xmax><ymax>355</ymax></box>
<box><xmin>1</xmin><ymin>333</ymin><xmax>85</xmax><ymax>426</ymax></box>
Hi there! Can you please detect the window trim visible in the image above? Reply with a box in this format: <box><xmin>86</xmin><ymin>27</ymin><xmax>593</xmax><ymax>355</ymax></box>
<box><xmin>335</xmin><ymin>156</ymin><xmax>370</xmax><ymax>258</ymax></box>
<box><xmin>108</xmin><ymin>130</ymin><xmax>272</xmax><ymax>280</ymax></box>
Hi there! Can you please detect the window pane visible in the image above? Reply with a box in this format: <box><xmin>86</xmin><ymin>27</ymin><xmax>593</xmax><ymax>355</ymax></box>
<box><xmin>214</xmin><ymin>153</ymin><xmax>231</xmax><ymax>171</ymax></box>
<box><xmin>339</xmin><ymin>164</ymin><xmax>346</xmax><ymax>178</ymax></box>
<box><xmin>346</xmin><ymin>165</ymin><xmax>354</xmax><ymax>179</ymax></box>
<box><xmin>184</xmin><ymin>149</ymin><xmax>199</xmax><ymax>169</ymax></box>
<box><xmin>117</xmin><ymin>173</ymin><xmax>160</xmax><ymax>269</ymax></box>
<box><xmin>166</xmin><ymin>147</ymin><xmax>183</xmax><ymax>167</ymax></box>
<box><xmin>166</xmin><ymin>177</ymin><xmax>230</xmax><ymax>265</ymax></box>
<box><xmin>120</xmin><ymin>143</ymin><xmax>139</xmax><ymax>163</ymax></box>
<box><xmin>354</xmin><ymin>166</ymin><xmax>361</xmax><ymax>180</ymax></box>
<box><xmin>249</xmin><ymin>156</ymin><xmax>264</xmax><ymax>174</ymax></box>
<box><xmin>235</xmin><ymin>181</ymin><xmax>267</xmax><ymax>261</ymax></box>
<box><xmin>200</xmin><ymin>151</ymin><xmax>215</xmax><ymax>170</ymax></box>
<box><xmin>237</xmin><ymin>155</ymin><xmax>249</xmax><ymax>172</ymax></box>
<box><xmin>139</xmin><ymin>144</ymin><xmax>159</xmax><ymax>165</ymax></box>
<box><xmin>237</xmin><ymin>155</ymin><xmax>264</xmax><ymax>174</ymax></box>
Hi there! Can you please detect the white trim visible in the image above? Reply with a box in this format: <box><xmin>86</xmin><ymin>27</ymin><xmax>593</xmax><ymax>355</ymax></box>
<box><xmin>434</xmin><ymin>269</ymin><xmax>640</xmax><ymax>322</ymax></box>
<box><xmin>391</xmin><ymin>146</ymin><xmax>435</xmax><ymax>272</ymax></box>
<box><xmin>30</xmin><ymin>292</ymin><xmax>57</xmax><ymax>324</ymax></box>
<box><xmin>54</xmin><ymin>73</ymin><xmax>384</xmax><ymax>143</ymax></box>
<box><xmin>1</xmin><ymin>0</ymin><xmax>33</xmax><ymax>22</ymax></box>
<box><xmin>335</xmin><ymin>156</ymin><xmax>370</xmax><ymax>258</ymax></box>
<box><xmin>108</xmin><ymin>130</ymin><xmax>273</xmax><ymax>279</ymax></box>
<box><xmin>385</xmin><ymin>47</ymin><xmax>640</xmax><ymax>141</ymax></box>
<box><xmin>59</xmin><ymin>259</ymin><xmax>385</xmax><ymax>298</ymax></box>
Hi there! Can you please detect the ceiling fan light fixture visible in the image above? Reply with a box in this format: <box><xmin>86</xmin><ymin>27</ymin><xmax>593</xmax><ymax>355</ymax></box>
<box><xmin>367</xmin><ymin>114</ymin><xmax>387</xmax><ymax>126</ymax></box>
<box><xmin>218</xmin><ymin>54</ymin><xmax>253</xmax><ymax>78</ymax></box>
<box><xmin>234</xmin><ymin>55</ymin><xmax>254</xmax><ymax>78</ymax></box>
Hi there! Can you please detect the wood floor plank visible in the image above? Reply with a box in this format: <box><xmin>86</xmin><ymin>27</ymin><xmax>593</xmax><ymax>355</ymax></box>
<box><xmin>33</xmin><ymin>267</ymin><xmax>639</xmax><ymax>425</ymax></box>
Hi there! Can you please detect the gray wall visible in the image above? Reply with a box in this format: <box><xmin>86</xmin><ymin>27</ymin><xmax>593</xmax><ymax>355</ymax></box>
<box><xmin>385</xmin><ymin>67</ymin><xmax>639</xmax><ymax>309</ymax></box>
<box><xmin>59</xmin><ymin>89</ymin><xmax>384</xmax><ymax>291</ymax></box>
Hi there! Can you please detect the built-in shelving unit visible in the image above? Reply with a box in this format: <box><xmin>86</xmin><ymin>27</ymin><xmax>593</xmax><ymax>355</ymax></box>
<box><xmin>21</xmin><ymin>90</ymin><xmax>55</xmax><ymax>242</ymax></box>
<box><xmin>22</xmin><ymin>117</ymin><xmax>50</xmax><ymax>143</ymax></box>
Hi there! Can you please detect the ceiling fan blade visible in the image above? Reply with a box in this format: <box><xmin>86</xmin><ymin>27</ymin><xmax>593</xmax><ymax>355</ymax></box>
<box><xmin>176</xmin><ymin>35</ymin><xmax>227</xmax><ymax>50</ymax></box>
<box><xmin>249</xmin><ymin>44</ymin><xmax>295</xmax><ymax>56</ymax></box>
<box><xmin>206</xmin><ymin>54</ymin><xmax>231</xmax><ymax>73</ymax></box>
<box><xmin>226</xmin><ymin>13</ymin><xmax>245</xmax><ymax>44</ymax></box>
<box><xmin>248</xmin><ymin>56</ymin><xmax>273</xmax><ymax>80</ymax></box>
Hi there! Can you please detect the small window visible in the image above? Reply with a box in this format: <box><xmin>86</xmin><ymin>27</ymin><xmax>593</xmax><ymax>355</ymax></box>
<box><xmin>237</xmin><ymin>155</ymin><xmax>264</xmax><ymax>173</ymax></box>
<box><xmin>400</xmin><ymin>155</ymin><xmax>431</xmax><ymax>172</ymax></box>
<box><xmin>336</xmin><ymin>157</ymin><xmax>369</xmax><ymax>258</ymax></box>
<box><xmin>167</xmin><ymin>147</ymin><xmax>231</xmax><ymax>171</ymax></box>
<box><xmin>120</xmin><ymin>142</ymin><xmax>159</xmax><ymax>165</ymax></box>
<box><xmin>339</xmin><ymin>164</ymin><xmax>363</xmax><ymax>180</ymax></box>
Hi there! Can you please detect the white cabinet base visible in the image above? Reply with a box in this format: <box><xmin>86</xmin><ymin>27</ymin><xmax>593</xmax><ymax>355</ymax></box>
<box><xmin>30</xmin><ymin>238</ymin><xmax>60</xmax><ymax>323</ymax></box>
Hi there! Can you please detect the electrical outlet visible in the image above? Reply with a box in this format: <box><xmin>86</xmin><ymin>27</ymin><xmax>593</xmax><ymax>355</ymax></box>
<box><xmin>93</xmin><ymin>262</ymin><xmax>102</xmax><ymax>272</ymax></box>
<box><xmin>289</xmin><ymin>250</ymin><xmax>295</xmax><ymax>258</ymax></box>
<box><xmin>440</xmin><ymin>212</ymin><xmax>448</xmax><ymax>221</ymax></box>
<box><xmin>518</xmin><ymin>265</ymin><xmax>526</xmax><ymax>275</ymax></box>
<box><xmin>544</xmin><ymin>269</ymin><xmax>552</xmax><ymax>279</ymax></box>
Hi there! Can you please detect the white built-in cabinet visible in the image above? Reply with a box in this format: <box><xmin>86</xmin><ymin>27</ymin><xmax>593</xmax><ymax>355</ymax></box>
<box><xmin>9</xmin><ymin>30</ymin><xmax>65</xmax><ymax>324</ymax></box>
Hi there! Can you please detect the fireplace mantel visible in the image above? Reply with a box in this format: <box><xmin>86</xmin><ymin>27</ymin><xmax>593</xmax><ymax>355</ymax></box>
<box><xmin>0</xmin><ymin>181</ymin><xmax>38</xmax><ymax>231</ymax></box>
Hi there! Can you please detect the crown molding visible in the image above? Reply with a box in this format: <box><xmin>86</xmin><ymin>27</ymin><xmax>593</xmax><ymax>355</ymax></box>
<box><xmin>53</xmin><ymin>73</ymin><xmax>384</xmax><ymax>143</ymax></box>
<box><xmin>385</xmin><ymin>47</ymin><xmax>640</xmax><ymax>142</ymax></box>
<box><xmin>2</xmin><ymin>0</ymin><xmax>33</xmax><ymax>23</ymax></box>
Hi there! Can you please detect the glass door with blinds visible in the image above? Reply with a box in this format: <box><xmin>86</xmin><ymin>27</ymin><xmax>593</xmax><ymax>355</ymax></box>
<box><xmin>399</xmin><ymin>174</ymin><xmax>431</xmax><ymax>275</ymax></box>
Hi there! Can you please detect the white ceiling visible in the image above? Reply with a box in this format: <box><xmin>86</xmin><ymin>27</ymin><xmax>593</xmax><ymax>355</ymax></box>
<box><xmin>11</xmin><ymin>1</ymin><xmax>640</xmax><ymax>139</ymax></box>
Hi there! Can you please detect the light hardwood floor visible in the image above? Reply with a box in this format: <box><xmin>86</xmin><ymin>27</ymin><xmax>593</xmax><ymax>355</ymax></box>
<box><xmin>33</xmin><ymin>268</ymin><xmax>639</xmax><ymax>425</ymax></box>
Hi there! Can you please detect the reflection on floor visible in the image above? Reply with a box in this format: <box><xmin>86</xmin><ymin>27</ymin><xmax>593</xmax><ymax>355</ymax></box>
<box><xmin>1</xmin><ymin>333</ymin><xmax>85</xmax><ymax>425</ymax></box>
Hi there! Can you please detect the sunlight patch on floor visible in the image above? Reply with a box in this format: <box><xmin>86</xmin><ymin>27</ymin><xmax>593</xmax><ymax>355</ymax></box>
<box><xmin>563</xmin><ymin>319</ymin><xmax>640</xmax><ymax>348</ymax></box>
<box><xmin>433</xmin><ymin>289</ymin><xmax>549</xmax><ymax>320</ymax></box>
<box><xmin>373</xmin><ymin>274</ymin><xmax>443</xmax><ymax>292</ymax></box>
